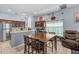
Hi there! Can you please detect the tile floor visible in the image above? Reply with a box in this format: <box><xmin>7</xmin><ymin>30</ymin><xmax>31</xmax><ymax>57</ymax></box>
<box><xmin>0</xmin><ymin>40</ymin><xmax>71</xmax><ymax>54</ymax></box>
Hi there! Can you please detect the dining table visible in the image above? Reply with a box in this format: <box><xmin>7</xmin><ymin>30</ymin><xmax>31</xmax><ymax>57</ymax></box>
<box><xmin>25</xmin><ymin>31</ymin><xmax>57</xmax><ymax>54</ymax></box>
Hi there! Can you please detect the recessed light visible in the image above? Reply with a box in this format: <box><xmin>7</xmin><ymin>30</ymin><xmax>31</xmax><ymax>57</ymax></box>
<box><xmin>8</xmin><ymin>9</ymin><xmax>12</xmax><ymax>12</ymax></box>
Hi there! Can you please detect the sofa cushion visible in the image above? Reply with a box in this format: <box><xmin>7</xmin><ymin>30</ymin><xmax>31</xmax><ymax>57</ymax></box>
<box><xmin>64</xmin><ymin>30</ymin><xmax>77</xmax><ymax>40</ymax></box>
<box><xmin>65</xmin><ymin>33</ymin><xmax>76</xmax><ymax>40</ymax></box>
<box><xmin>76</xmin><ymin>39</ymin><xmax>79</xmax><ymax>42</ymax></box>
<box><xmin>65</xmin><ymin>30</ymin><xmax>77</xmax><ymax>34</ymax></box>
<box><xmin>61</xmin><ymin>39</ymin><xmax>76</xmax><ymax>50</ymax></box>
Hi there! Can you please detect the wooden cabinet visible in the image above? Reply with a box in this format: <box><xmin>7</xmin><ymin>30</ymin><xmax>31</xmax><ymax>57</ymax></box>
<box><xmin>35</xmin><ymin>21</ymin><xmax>46</xmax><ymax>31</ymax></box>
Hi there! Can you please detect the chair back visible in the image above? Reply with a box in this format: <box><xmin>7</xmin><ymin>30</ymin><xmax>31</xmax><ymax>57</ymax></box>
<box><xmin>31</xmin><ymin>38</ymin><xmax>44</xmax><ymax>49</ymax></box>
<box><xmin>49</xmin><ymin>32</ymin><xmax>55</xmax><ymax>34</ymax></box>
<box><xmin>24</xmin><ymin>35</ymin><xmax>30</xmax><ymax>45</ymax></box>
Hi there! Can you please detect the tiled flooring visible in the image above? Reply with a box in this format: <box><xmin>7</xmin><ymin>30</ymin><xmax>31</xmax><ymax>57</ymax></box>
<box><xmin>0</xmin><ymin>40</ymin><xmax>71</xmax><ymax>54</ymax></box>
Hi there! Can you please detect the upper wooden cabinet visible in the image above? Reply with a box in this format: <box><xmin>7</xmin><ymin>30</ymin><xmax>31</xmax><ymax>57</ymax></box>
<box><xmin>35</xmin><ymin>21</ymin><xmax>46</xmax><ymax>26</ymax></box>
<box><xmin>35</xmin><ymin>21</ymin><xmax>46</xmax><ymax>30</ymax></box>
<box><xmin>0</xmin><ymin>19</ymin><xmax>25</xmax><ymax>27</ymax></box>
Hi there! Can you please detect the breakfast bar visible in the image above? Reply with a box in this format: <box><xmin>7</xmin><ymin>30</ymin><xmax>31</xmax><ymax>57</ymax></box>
<box><xmin>10</xmin><ymin>30</ymin><xmax>35</xmax><ymax>48</ymax></box>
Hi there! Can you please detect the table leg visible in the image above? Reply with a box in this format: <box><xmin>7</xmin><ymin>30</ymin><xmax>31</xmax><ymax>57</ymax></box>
<box><xmin>52</xmin><ymin>41</ymin><xmax>53</xmax><ymax>52</ymax></box>
<box><xmin>44</xmin><ymin>42</ymin><xmax>47</xmax><ymax>54</ymax></box>
<box><xmin>24</xmin><ymin>44</ymin><xmax>26</xmax><ymax>54</ymax></box>
<box><xmin>28</xmin><ymin>45</ymin><xmax>30</xmax><ymax>54</ymax></box>
<box><xmin>54</xmin><ymin>36</ymin><xmax>57</xmax><ymax>52</ymax></box>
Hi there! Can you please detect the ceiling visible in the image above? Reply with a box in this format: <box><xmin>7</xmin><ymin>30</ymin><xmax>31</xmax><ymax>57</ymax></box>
<box><xmin>0</xmin><ymin>4</ymin><xmax>77</xmax><ymax>16</ymax></box>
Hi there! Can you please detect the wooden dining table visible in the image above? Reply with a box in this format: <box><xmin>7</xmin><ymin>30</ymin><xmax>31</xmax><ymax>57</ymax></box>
<box><xmin>25</xmin><ymin>32</ymin><xmax>57</xmax><ymax>54</ymax></box>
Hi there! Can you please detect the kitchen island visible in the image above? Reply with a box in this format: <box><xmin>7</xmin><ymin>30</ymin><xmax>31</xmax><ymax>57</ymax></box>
<box><xmin>10</xmin><ymin>30</ymin><xmax>35</xmax><ymax>48</ymax></box>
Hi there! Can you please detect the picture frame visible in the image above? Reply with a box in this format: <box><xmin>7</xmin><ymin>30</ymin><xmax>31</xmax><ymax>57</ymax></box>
<box><xmin>75</xmin><ymin>12</ymin><xmax>79</xmax><ymax>22</ymax></box>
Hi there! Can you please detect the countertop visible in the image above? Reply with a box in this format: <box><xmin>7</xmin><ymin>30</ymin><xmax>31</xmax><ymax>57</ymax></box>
<box><xmin>10</xmin><ymin>30</ymin><xmax>35</xmax><ymax>33</ymax></box>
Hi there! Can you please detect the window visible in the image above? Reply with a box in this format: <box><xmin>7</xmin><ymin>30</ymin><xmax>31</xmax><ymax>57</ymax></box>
<box><xmin>46</xmin><ymin>21</ymin><xmax>63</xmax><ymax>36</ymax></box>
<box><xmin>28</xmin><ymin>17</ymin><xmax>31</xmax><ymax>29</ymax></box>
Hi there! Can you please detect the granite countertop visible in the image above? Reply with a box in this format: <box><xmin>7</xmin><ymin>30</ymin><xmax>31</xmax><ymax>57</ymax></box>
<box><xmin>10</xmin><ymin>30</ymin><xmax>35</xmax><ymax>33</ymax></box>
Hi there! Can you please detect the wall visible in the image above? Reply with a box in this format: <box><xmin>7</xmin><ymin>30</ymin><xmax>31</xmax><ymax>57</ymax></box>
<box><xmin>53</xmin><ymin>5</ymin><xmax>79</xmax><ymax>32</ymax></box>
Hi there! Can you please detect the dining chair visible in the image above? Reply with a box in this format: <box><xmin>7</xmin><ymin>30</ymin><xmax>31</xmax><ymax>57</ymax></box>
<box><xmin>31</xmin><ymin>38</ymin><xmax>45</xmax><ymax>54</ymax></box>
<box><xmin>24</xmin><ymin>35</ymin><xmax>31</xmax><ymax>54</ymax></box>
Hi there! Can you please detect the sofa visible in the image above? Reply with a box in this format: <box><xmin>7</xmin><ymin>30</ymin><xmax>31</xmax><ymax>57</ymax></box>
<box><xmin>60</xmin><ymin>30</ymin><xmax>79</xmax><ymax>51</ymax></box>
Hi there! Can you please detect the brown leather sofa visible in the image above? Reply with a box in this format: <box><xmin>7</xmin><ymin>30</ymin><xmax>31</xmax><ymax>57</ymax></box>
<box><xmin>60</xmin><ymin>30</ymin><xmax>79</xmax><ymax>51</ymax></box>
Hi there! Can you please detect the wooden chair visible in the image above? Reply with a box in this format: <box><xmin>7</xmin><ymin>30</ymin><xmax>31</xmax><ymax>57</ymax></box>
<box><xmin>31</xmin><ymin>38</ymin><xmax>45</xmax><ymax>54</ymax></box>
<box><xmin>24</xmin><ymin>35</ymin><xmax>31</xmax><ymax>54</ymax></box>
<box><xmin>24</xmin><ymin>35</ymin><xmax>45</xmax><ymax>54</ymax></box>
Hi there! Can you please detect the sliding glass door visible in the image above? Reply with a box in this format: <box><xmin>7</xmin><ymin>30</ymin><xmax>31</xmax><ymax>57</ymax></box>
<box><xmin>46</xmin><ymin>21</ymin><xmax>63</xmax><ymax>36</ymax></box>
